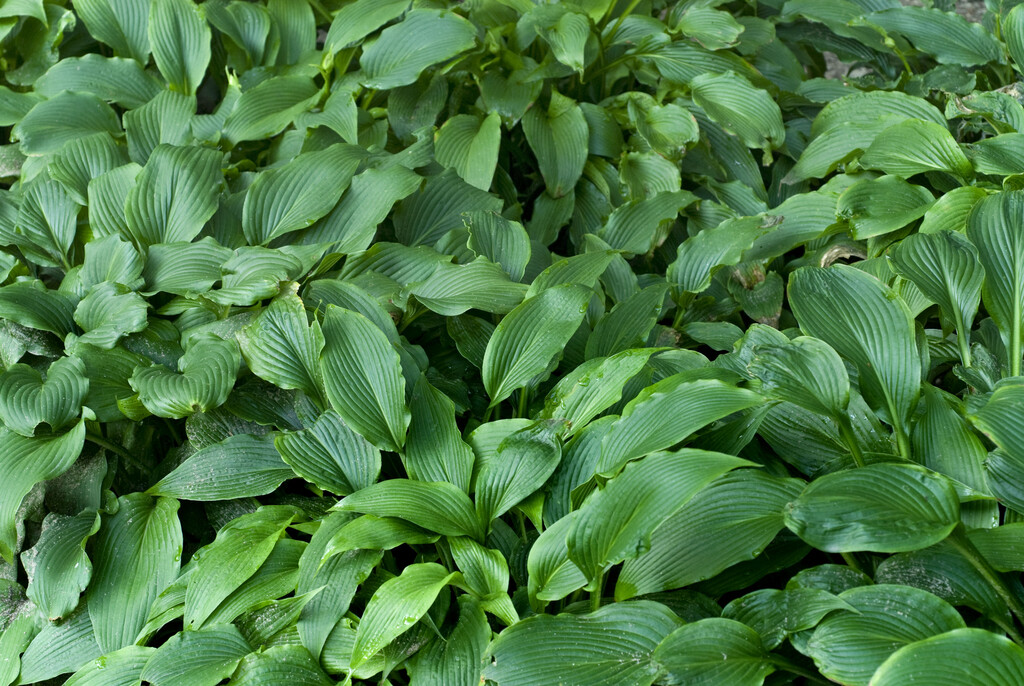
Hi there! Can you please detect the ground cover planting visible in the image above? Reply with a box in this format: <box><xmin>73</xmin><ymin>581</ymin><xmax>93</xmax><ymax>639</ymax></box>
<box><xmin>4</xmin><ymin>0</ymin><xmax>1024</xmax><ymax>683</ymax></box>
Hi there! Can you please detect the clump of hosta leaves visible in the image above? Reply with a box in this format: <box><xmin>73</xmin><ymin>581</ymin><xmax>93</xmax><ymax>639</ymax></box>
<box><xmin>6</xmin><ymin>0</ymin><xmax>1024</xmax><ymax>684</ymax></box>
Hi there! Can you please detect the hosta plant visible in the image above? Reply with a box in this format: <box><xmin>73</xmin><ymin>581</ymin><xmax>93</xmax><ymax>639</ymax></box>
<box><xmin>4</xmin><ymin>0</ymin><xmax>1024</xmax><ymax>684</ymax></box>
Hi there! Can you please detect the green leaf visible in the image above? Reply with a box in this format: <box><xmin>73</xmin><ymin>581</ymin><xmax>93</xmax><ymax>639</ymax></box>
<box><xmin>223</xmin><ymin>75</ymin><xmax>321</xmax><ymax>145</ymax></box>
<box><xmin>526</xmin><ymin>250</ymin><xmax>615</xmax><ymax>297</ymax></box>
<box><xmin>242</xmin><ymin>144</ymin><xmax>364</xmax><ymax>245</ymax></box>
<box><xmin>14</xmin><ymin>175</ymin><xmax>79</xmax><ymax>269</ymax></box>
<box><xmin>12</xmin><ymin>91</ymin><xmax>121</xmax><ymax>156</ymax></box>
<box><xmin>407</xmin><ymin>595</ymin><xmax>489</xmax><ymax>685</ymax></box>
<box><xmin>124</xmin><ymin>90</ymin><xmax>196</xmax><ymax>165</ymax></box>
<box><xmin>335</xmin><ymin>479</ymin><xmax>483</xmax><ymax>540</ymax></box>
<box><xmin>19</xmin><ymin>603</ymin><xmax>101</xmax><ymax>684</ymax></box>
<box><xmin>750</xmin><ymin>337</ymin><xmax>849</xmax><ymax>418</ymax></box>
<box><xmin>142</xmin><ymin>238</ymin><xmax>234</xmax><ymax>297</ymax></box>
<box><xmin>568</xmin><ymin>449</ymin><xmax>751</xmax><ymax>586</ymax></box>
<box><xmin>599</xmin><ymin>190</ymin><xmax>695</xmax><ymax>255</ymax></box>
<box><xmin>913</xmin><ymin>384</ymin><xmax>989</xmax><ymax>496</ymax></box>
<box><xmin>87</xmin><ymin>163</ymin><xmax>141</xmax><ymax>239</ymax></box>
<box><xmin>140</xmin><ymin>624</ymin><xmax>251</xmax><ymax>686</ymax></box>
<box><xmin>0</xmin><ymin>280</ymin><xmax>76</xmax><ymax>337</ymax></box>
<box><xmin>654</xmin><ymin>618</ymin><xmax>774</xmax><ymax>686</ymax></box>
<box><xmin>321</xmin><ymin>306</ymin><xmax>409</xmax><ymax>452</ymax></box>
<box><xmin>788</xmin><ymin>265</ymin><xmax>919</xmax><ymax>446</ymax></box>
<box><xmin>148</xmin><ymin>434</ymin><xmax>292</xmax><ymax>501</ymax></box>
<box><xmin>359</xmin><ymin>9</ymin><xmax>476</xmax><ymax>89</ymax></box>
<box><xmin>482</xmin><ymin>283</ymin><xmax>592</xmax><ymax>406</ymax></box>
<box><xmin>674</xmin><ymin>7</ymin><xmax>744</xmax><ymax>50</ymax></box>
<box><xmin>597</xmin><ymin>376</ymin><xmax>763</xmax><ymax>477</ymax></box>
<box><xmin>435</xmin><ymin>112</ymin><xmax>502</xmax><ymax>191</ymax></box>
<box><xmin>967</xmin><ymin>191</ymin><xmax>1024</xmax><ymax>374</ymax></box>
<box><xmin>129</xmin><ymin>333</ymin><xmax>240</xmax><ymax>418</ymax></box>
<box><xmin>0</xmin><ymin>356</ymin><xmax>87</xmax><ymax>437</ymax></box>
<box><xmin>474</xmin><ymin>420</ymin><xmax>562</xmax><ymax>526</ymax></box>
<box><xmin>404</xmin><ymin>258</ymin><xmax>528</xmax><ymax>316</ymax></box>
<box><xmin>124</xmin><ymin>143</ymin><xmax>224</xmax><ymax>247</ymax></box>
<box><xmin>351</xmin><ymin>563</ymin><xmax>457</xmax><ymax>669</ymax></box>
<box><xmin>50</xmin><ymin>133</ymin><xmax>128</xmax><ymax>206</ymax></box>
<box><xmin>69</xmin><ymin>282</ymin><xmax>149</xmax><ymax>351</ymax></box>
<box><xmin>523</xmin><ymin>91</ymin><xmax>589</xmax><ymax>198</ymax></box>
<box><xmin>784</xmin><ymin>463</ymin><xmax>960</xmax><ymax>553</ymax></box>
<box><xmin>73</xmin><ymin>0</ymin><xmax>150</xmax><ymax>62</ymax></box>
<box><xmin>617</xmin><ymin>470</ymin><xmax>803</xmax><ymax>600</ymax></box>
<box><xmin>859</xmin><ymin>120</ymin><xmax>973</xmax><ymax>180</ymax></box>
<box><xmin>483</xmin><ymin>601</ymin><xmax>681</xmax><ymax>686</ymax></box>
<box><xmin>690</xmin><ymin>72</ymin><xmax>785</xmax><ymax>155</ymax></box>
<box><xmin>585</xmin><ymin>284</ymin><xmax>668</xmax><ymax>359</ymax></box>
<box><xmin>149</xmin><ymin>0</ymin><xmax>211</xmax><ymax>95</ymax></box>
<box><xmin>873</xmin><ymin>629</ymin><xmax>1024</xmax><ymax>686</ymax></box>
<box><xmin>0</xmin><ymin>420</ymin><xmax>85</xmax><ymax>562</ymax></box>
<box><xmin>231</xmin><ymin>645</ymin><xmax>333</xmax><ymax>685</ymax></box>
<box><xmin>22</xmin><ymin>510</ymin><xmax>100</xmax><ymax>620</ymax></box>
<box><xmin>237</xmin><ymin>291</ymin><xmax>324</xmax><ymax>403</ymax></box>
<box><xmin>969</xmin><ymin>382</ymin><xmax>1024</xmax><ymax>510</ymax></box>
<box><xmin>65</xmin><ymin>646</ymin><xmax>156</xmax><ymax>686</ymax></box>
<box><xmin>868</xmin><ymin>6</ymin><xmax>1003</xmax><ymax>66</ymax></box>
<box><xmin>668</xmin><ymin>216</ymin><xmax>773</xmax><ymax>294</ymax></box>
<box><xmin>541</xmin><ymin>349</ymin><xmax>655</xmax><ymax>433</ymax></box>
<box><xmin>36</xmin><ymin>55</ymin><xmax>163</xmax><ymax>109</ymax></box>
<box><xmin>324</xmin><ymin>0</ymin><xmax>410</xmax><ymax>54</ymax></box>
<box><xmin>837</xmin><ymin>176</ymin><xmax>934</xmax><ymax>239</ymax></box>
<box><xmin>465</xmin><ymin>210</ymin><xmax>532</xmax><ymax>282</ymax></box>
<box><xmin>87</xmin><ymin>494</ymin><xmax>181</xmax><ymax>652</ymax></box>
<box><xmin>185</xmin><ymin>506</ymin><xmax>296</xmax><ymax>629</ymax></box>
<box><xmin>807</xmin><ymin>584</ymin><xmax>966</xmax><ymax>686</ymax></box>
<box><xmin>722</xmin><ymin>588</ymin><xmax>854</xmax><ymax>650</ymax></box>
<box><xmin>404</xmin><ymin>375</ymin><xmax>474</xmax><ymax>491</ymax></box>
<box><xmin>527</xmin><ymin>511</ymin><xmax>588</xmax><ymax>603</ymax></box>
<box><xmin>276</xmin><ymin>409</ymin><xmax>381</xmax><ymax>495</ymax></box>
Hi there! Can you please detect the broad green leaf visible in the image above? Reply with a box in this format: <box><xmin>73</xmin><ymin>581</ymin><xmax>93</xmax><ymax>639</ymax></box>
<box><xmin>149</xmin><ymin>0</ymin><xmax>211</xmax><ymax>95</ymax></box>
<box><xmin>276</xmin><ymin>409</ymin><xmax>380</xmax><ymax>495</ymax></box>
<box><xmin>690</xmin><ymin>72</ymin><xmax>785</xmax><ymax>156</ymax></box>
<box><xmin>64</xmin><ymin>645</ymin><xmax>156</xmax><ymax>686</ymax></box>
<box><xmin>124</xmin><ymin>144</ymin><xmax>224</xmax><ymax>247</ymax></box>
<box><xmin>324</xmin><ymin>0</ymin><xmax>410</xmax><ymax>54</ymax></box>
<box><xmin>0</xmin><ymin>420</ymin><xmax>85</xmax><ymax>562</ymax></box>
<box><xmin>140</xmin><ymin>624</ymin><xmax>251</xmax><ymax>686</ymax></box>
<box><xmin>784</xmin><ymin>463</ymin><xmax>960</xmax><ymax>553</ymax></box>
<box><xmin>837</xmin><ymin>176</ymin><xmax>934</xmax><ymax>239</ymax></box>
<box><xmin>124</xmin><ymin>90</ymin><xmax>196</xmax><ymax>165</ymax></box>
<box><xmin>483</xmin><ymin>601</ymin><xmax>681</xmax><ymax>686</ymax></box>
<box><xmin>22</xmin><ymin>510</ymin><xmax>100</xmax><ymax>620</ymax></box>
<box><xmin>0</xmin><ymin>280</ymin><xmax>76</xmax><ymax>337</ymax></box>
<box><xmin>435</xmin><ymin>112</ymin><xmax>502</xmax><ymax>191</ymax></box>
<box><xmin>12</xmin><ymin>91</ymin><xmax>121</xmax><ymax>156</ymax></box>
<box><xmin>674</xmin><ymin>7</ymin><xmax>744</xmax><ymax>49</ymax></box>
<box><xmin>321</xmin><ymin>306</ymin><xmax>409</xmax><ymax>452</ymax></box>
<box><xmin>482</xmin><ymin>283</ymin><xmax>592</xmax><ymax>405</ymax></box>
<box><xmin>73</xmin><ymin>0</ymin><xmax>150</xmax><ymax>62</ymax></box>
<box><xmin>148</xmin><ymin>434</ymin><xmax>292</xmax><ymax>501</ymax></box>
<box><xmin>202</xmin><ymin>537</ymin><xmax>306</xmax><ymax>627</ymax></box>
<box><xmin>18</xmin><ymin>603</ymin><xmax>101</xmax><ymax>684</ymax></box>
<box><xmin>668</xmin><ymin>216</ymin><xmax>773</xmax><ymax>294</ymax></box>
<box><xmin>87</xmin><ymin>494</ymin><xmax>181</xmax><ymax>652</ymax></box>
<box><xmin>654</xmin><ymin>618</ymin><xmax>774</xmax><ymax>686</ymax></box>
<box><xmin>130</xmin><ymin>334</ymin><xmax>239</xmax><ymax>418</ymax></box>
<box><xmin>527</xmin><ymin>511</ymin><xmax>588</xmax><ymax>603</ymax></box>
<box><xmin>49</xmin><ymin>133</ymin><xmax>128</xmax><ymax>206</ymax></box>
<box><xmin>597</xmin><ymin>376</ymin><xmax>762</xmax><ymax>477</ymax></box>
<box><xmin>722</xmin><ymin>588</ymin><xmax>854</xmax><ymax>650</ymax></box>
<box><xmin>88</xmin><ymin>163</ymin><xmax>141</xmax><ymax>239</ymax></box>
<box><xmin>967</xmin><ymin>191</ymin><xmax>1024</xmax><ymax>374</ymax></box>
<box><xmin>526</xmin><ymin>250</ymin><xmax>615</xmax><ymax>297</ymax></box>
<box><xmin>0</xmin><ymin>588</ymin><xmax>39</xmax><ymax>686</ymax></box>
<box><xmin>404</xmin><ymin>258</ymin><xmax>528</xmax><ymax>316</ymax></box>
<box><xmin>222</xmin><ymin>75</ymin><xmax>321</xmax><ymax>145</ymax></box>
<box><xmin>237</xmin><ymin>291</ymin><xmax>325</xmax><ymax>403</ymax></box>
<box><xmin>404</xmin><ymin>375</ymin><xmax>473</xmax><ymax>491</ymax></box>
<box><xmin>36</xmin><ymin>55</ymin><xmax>162</xmax><ymax>109</ymax></box>
<box><xmin>449</xmin><ymin>537</ymin><xmax>514</xmax><ymax>622</ymax></box>
<box><xmin>969</xmin><ymin>383</ymin><xmax>1024</xmax><ymax>510</ymax></box>
<box><xmin>868</xmin><ymin>6</ymin><xmax>1003</xmax><ymax>66</ymax></box>
<box><xmin>523</xmin><ymin>91</ymin><xmax>588</xmax><ymax>198</ymax></box>
<box><xmin>541</xmin><ymin>349</ymin><xmax>655</xmax><ymax>433</ymax></box>
<box><xmin>351</xmin><ymin>563</ymin><xmax>457</xmax><ymax>669</ymax></box>
<box><xmin>337</xmin><ymin>478</ymin><xmax>483</xmax><ymax>539</ymax></box>
<box><xmin>142</xmin><ymin>238</ymin><xmax>234</xmax><ymax>296</ymax></box>
<box><xmin>407</xmin><ymin>595</ymin><xmax>489</xmax><ymax>685</ymax></box>
<box><xmin>860</xmin><ymin>120</ymin><xmax>973</xmax><ymax>180</ymax></box>
<box><xmin>69</xmin><ymin>282</ymin><xmax>149</xmax><ymax>350</ymax></box>
<box><xmin>533</xmin><ymin>6</ymin><xmax>592</xmax><ymax>74</ymax></box>
<box><xmin>474</xmin><ymin>421</ymin><xmax>562</xmax><ymax>526</ymax></box>
<box><xmin>231</xmin><ymin>645</ymin><xmax>333</xmax><ymax>686</ymax></box>
<box><xmin>465</xmin><ymin>210</ymin><xmax>531</xmax><ymax>282</ymax></box>
<box><xmin>205</xmin><ymin>0</ymin><xmax>271</xmax><ymax>67</ymax></box>
<box><xmin>14</xmin><ymin>176</ymin><xmax>78</xmax><ymax>269</ymax></box>
<box><xmin>359</xmin><ymin>9</ymin><xmax>477</xmax><ymax>89</ymax></box>
<box><xmin>0</xmin><ymin>356</ymin><xmax>87</xmax><ymax>436</ymax></box>
<box><xmin>585</xmin><ymin>284</ymin><xmax>668</xmax><ymax>359</ymax></box>
<box><xmin>185</xmin><ymin>506</ymin><xmax>296</xmax><ymax>629</ymax></box>
<box><xmin>810</xmin><ymin>90</ymin><xmax>946</xmax><ymax>138</ymax></box>
<box><xmin>600</xmin><ymin>190</ymin><xmax>695</xmax><ymax>255</ymax></box>
<box><xmin>807</xmin><ymin>585</ymin><xmax>966</xmax><ymax>686</ymax></box>
<box><xmin>568</xmin><ymin>449</ymin><xmax>750</xmax><ymax>586</ymax></box>
<box><xmin>324</xmin><ymin>515</ymin><xmax>437</xmax><ymax>557</ymax></box>
<box><xmin>872</xmin><ymin>629</ymin><xmax>1024</xmax><ymax>686</ymax></box>
<box><xmin>750</xmin><ymin>337</ymin><xmax>849</xmax><ymax>418</ymax></box>
<box><xmin>787</xmin><ymin>120</ymin><xmax>892</xmax><ymax>182</ymax></box>
<box><xmin>242</xmin><ymin>144</ymin><xmax>364</xmax><ymax>245</ymax></box>
<box><xmin>969</xmin><ymin>133</ymin><xmax>1024</xmax><ymax>176</ymax></box>
<box><xmin>617</xmin><ymin>470</ymin><xmax>803</xmax><ymax>600</ymax></box>
<box><xmin>788</xmin><ymin>265</ymin><xmax>919</xmax><ymax>443</ymax></box>
<box><xmin>303</xmin><ymin>279</ymin><xmax>398</xmax><ymax>344</ymax></box>
<box><xmin>913</xmin><ymin>385</ymin><xmax>989</xmax><ymax>496</ymax></box>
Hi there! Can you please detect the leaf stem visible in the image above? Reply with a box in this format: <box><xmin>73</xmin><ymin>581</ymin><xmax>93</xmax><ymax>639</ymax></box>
<box><xmin>948</xmin><ymin>524</ymin><xmax>1024</xmax><ymax>644</ymax></box>
<box><xmin>86</xmin><ymin>432</ymin><xmax>147</xmax><ymax>472</ymax></box>
<box><xmin>840</xmin><ymin>552</ymin><xmax>864</xmax><ymax>575</ymax></box>
<box><xmin>517</xmin><ymin>388</ymin><xmax>531</xmax><ymax>419</ymax></box>
<box><xmin>835</xmin><ymin>414</ymin><xmax>866</xmax><ymax>468</ymax></box>
<box><xmin>590</xmin><ymin>573</ymin><xmax>603</xmax><ymax>613</ymax></box>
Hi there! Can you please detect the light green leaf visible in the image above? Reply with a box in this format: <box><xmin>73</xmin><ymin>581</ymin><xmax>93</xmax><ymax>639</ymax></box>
<box><xmin>523</xmin><ymin>91</ymin><xmax>588</xmax><ymax>198</ymax></box>
<box><xmin>668</xmin><ymin>216</ymin><xmax>773</xmax><ymax>294</ymax></box>
<box><xmin>600</xmin><ymin>190</ymin><xmax>695</xmax><ymax>255</ymax></box>
<box><xmin>22</xmin><ymin>510</ymin><xmax>100</xmax><ymax>621</ymax></box>
<box><xmin>87</xmin><ymin>163</ymin><xmax>141</xmax><ymax>239</ymax></box>
<box><xmin>13</xmin><ymin>91</ymin><xmax>121</xmax><ymax>157</ymax></box>
<box><xmin>569</xmin><ymin>449</ymin><xmax>750</xmax><ymax>586</ymax></box>
<box><xmin>527</xmin><ymin>511</ymin><xmax>588</xmax><ymax>603</ymax></box>
<box><xmin>405</xmin><ymin>258</ymin><xmax>527</xmax><ymax>316</ymax></box>
<box><xmin>784</xmin><ymin>463</ymin><xmax>960</xmax><ymax>553</ymax></box>
<box><xmin>129</xmin><ymin>334</ymin><xmax>240</xmax><ymax>418</ymax></box>
<box><xmin>404</xmin><ymin>375</ymin><xmax>474</xmax><ymax>491</ymax></box>
<box><xmin>231</xmin><ymin>645</ymin><xmax>333</xmax><ymax>686</ymax></box>
<box><xmin>0</xmin><ymin>280</ymin><xmax>76</xmax><ymax>337</ymax></box>
<box><xmin>407</xmin><ymin>595</ymin><xmax>488</xmax><ymax>686</ymax></box>
<box><xmin>140</xmin><ymin>624</ymin><xmax>251</xmax><ymax>686</ymax></box>
<box><xmin>465</xmin><ymin>210</ymin><xmax>531</xmax><ymax>282</ymax></box>
<box><xmin>276</xmin><ymin>409</ymin><xmax>380</xmax><ymax>495</ymax></box>
<box><xmin>148</xmin><ymin>434</ymin><xmax>292</xmax><ymax>501</ymax></box>
<box><xmin>124</xmin><ymin>143</ymin><xmax>224</xmax><ymax>247</ymax></box>
<box><xmin>807</xmin><ymin>585</ymin><xmax>966</xmax><ymax>686</ymax></box>
<box><xmin>321</xmin><ymin>306</ymin><xmax>409</xmax><ymax>452</ymax></box>
<box><xmin>690</xmin><ymin>71</ymin><xmax>784</xmax><ymax>155</ymax></box>
<box><xmin>351</xmin><ymin>563</ymin><xmax>457</xmax><ymax>669</ymax></box>
<box><xmin>722</xmin><ymin>587</ymin><xmax>854</xmax><ymax>650</ymax></box>
<box><xmin>541</xmin><ymin>349</ymin><xmax>655</xmax><ymax>433</ymax></box>
<box><xmin>585</xmin><ymin>284</ymin><xmax>668</xmax><ymax>359</ymax></box>
<box><xmin>18</xmin><ymin>603</ymin><xmax>101</xmax><ymax>684</ymax></box>
<box><xmin>359</xmin><ymin>9</ymin><xmax>477</xmax><ymax>89</ymax></box>
<box><xmin>393</xmin><ymin>169</ymin><xmax>501</xmax><ymax>247</ymax></box>
<box><xmin>73</xmin><ymin>0</ymin><xmax>150</xmax><ymax>62</ymax></box>
<box><xmin>222</xmin><ymin>75</ymin><xmax>321</xmax><ymax>145</ymax></box>
<box><xmin>149</xmin><ymin>0</ymin><xmax>211</xmax><ymax>95</ymax></box>
<box><xmin>482</xmin><ymin>283</ymin><xmax>592</xmax><ymax>406</ymax></box>
<box><xmin>69</xmin><ymin>282</ymin><xmax>149</xmax><ymax>351</ymax></box>
<box><xmin>50</xmin><ymin>132</ymin><xmax>128</xmax><ymax>205</ymax></box>
<box><xmin>65</xmin><ymin>646</ymin><xmax>156</xmax><ymax>686</ymax></box>
<box><xmin>674</xmin><ymin>7</ymin><xmax>744</xmax><ymax>49</ymax></box>
<box><xmin>13</xmin><ymin>176</ymin><xmax>78</xmax><ymax>269</ymax></box>
<box><xmin>242</xmin><ymin>143</ymin><xmax>364</xmax><ymax>245</ymax></box>
<box><xmin>324</xmin><ymin>0</ymin><xmax>410</xmax><ymax>54</ymax></box>
<box><xmin>36</xmin><ymin>55</ymin><xmax>162</xmax><ymax>109</ymax></box>
<box><xmin>335</xmin><ymin>479</ymin><xmax>483</xmax><ymax>540</ymax></box>
<box><xmin>435</xmin><ymin>112</ymin><xmax>502</xmax><ymax>191</ymax></box>
<box><xmin>474</xmin><ymin>420</ymin><xmax>562</xmax><ymax>526</ymax></box>
<box><xmin>526</xmin><ymin>250</ymin><xmax>615</xmax><ymax>297</ymax></box>
<box><xmin>237</xmin><ymin>291</ymin><xmax>324</xmax><ymax>403</ymax></box>
<box><xmin>872</xmin><ymin>629</ymin><xmax>1024</xmax><ymax>686</ymax></box>
<box><xmin>483</xmin><ymin>601</ymin><xmax>681</xmax><ymax>686</ymax></box>
<box><xmin>0</xmin><ymin>356</ymin><xmax>87</xmax><ymax>437</ymax></box>
<box><xmin>860</xmin><ymin>120</ymin><xmax>972</xmax><ymax>180</ymax></box>
<box><xmin>597</xmin><ymin>375</ymin><xmax>763</xmax><ymax>477</ymax></box>
<box><xmin>142</xmin><ymin>238</ymin><xmax>234</xmax><ymax>297</ymax></box>
<box><xmin>124</xmin><ymin>90</ymin><xmax>196</xmax><ymax>165</ymax></box>
<box><xmin>654</xmin><ymin>618</ymin><xmax>774</xmax><ymax>686</ymax></box>
<box><xmin>87</xmin><ymin>494</ymin><xmax>181</xmax><ymax>652</ymax></box>
<box><xmin>750</xmin><ymin>336</ymin><xmax>850</xmax><ymax>418</ymax></box>
<box><xmin>837</xmin><ymin>176</ymin><xmax>934</xmax><ymax>239</ymax></box>
<box><xmin>869</xmin><ymin>6</ymin><xmax>1003</xmax><ymax>66</ymax></box>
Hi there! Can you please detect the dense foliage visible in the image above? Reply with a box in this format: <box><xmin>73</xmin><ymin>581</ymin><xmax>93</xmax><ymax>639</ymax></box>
<box><xmin>5</xmin><ymin>0</ymin><xmax>1024</xmax><ymax>683</ymax></box>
